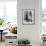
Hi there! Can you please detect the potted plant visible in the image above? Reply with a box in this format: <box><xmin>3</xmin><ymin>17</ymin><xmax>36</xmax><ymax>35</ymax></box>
<box><xmin>0</xmin><ymin>18</ymin><xmax>5</xmax><ymax>27</ymax></box>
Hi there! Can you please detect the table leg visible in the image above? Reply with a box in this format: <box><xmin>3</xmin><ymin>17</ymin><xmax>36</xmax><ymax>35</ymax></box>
<box><xmin>1</xmin><ymin>32</ymin><xmax>2</xmax><ymax>42</ymax></box>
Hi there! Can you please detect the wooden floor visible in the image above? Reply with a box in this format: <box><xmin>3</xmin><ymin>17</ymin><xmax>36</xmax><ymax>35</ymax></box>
<box><xmin>0</xmin><ymin>41</ymin><xmax>45</xmax><ymax>46</ymax></box>
<box><xmin>0</xmin><ymin>41</ymin><xmax>5</xmax><ymax>46</ymax></box>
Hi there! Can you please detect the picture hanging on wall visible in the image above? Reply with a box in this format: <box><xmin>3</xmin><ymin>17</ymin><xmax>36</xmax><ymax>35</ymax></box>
<box><xmin>22</xmin><ymin>9</ymin><xmax>35</xmax><ymax>25</ymax></box>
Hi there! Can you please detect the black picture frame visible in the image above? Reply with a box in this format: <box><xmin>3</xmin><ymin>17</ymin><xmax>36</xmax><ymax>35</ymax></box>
<box><xmin>22</xmin><ymin>9</ymin><xmax>35</xmax><ymax>25</ymax></box>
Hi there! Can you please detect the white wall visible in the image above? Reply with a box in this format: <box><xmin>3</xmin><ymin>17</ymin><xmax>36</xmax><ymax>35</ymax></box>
<box><xmin>17</xmin><ymin>0</ymin><xmax>42</xmax><ymax>46</ymax></box>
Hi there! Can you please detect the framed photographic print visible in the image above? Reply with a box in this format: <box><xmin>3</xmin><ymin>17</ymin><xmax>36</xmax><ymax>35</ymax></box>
<box><xmin>22</xmin><ymin>9</ymin><xmax>35</xmax><ymax>25</ymax></box>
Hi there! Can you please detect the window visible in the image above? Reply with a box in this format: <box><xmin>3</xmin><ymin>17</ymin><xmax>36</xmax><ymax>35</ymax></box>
<box><xmin>0</xmin><ymin>1</ymin><xmax>4</xmax><ymax>17</ymax></box>
<box><xmin>5</xmin><ymin>1</ymin><xmax>17</xmax><ymax>25</ymax></box>
<box><xmin>42</xmin><ymin>0</ymin><xmax>46</xmax><ymax>33</ymax></box>
<box><xmin>0</xmin><ymin>0</ymin><xmax>17</xmax><ymax>26</ymax></box>
<box><xmin>42</xmin><ymin>0</ymin><xmax>46</xmax><ymax>26</ymax></box>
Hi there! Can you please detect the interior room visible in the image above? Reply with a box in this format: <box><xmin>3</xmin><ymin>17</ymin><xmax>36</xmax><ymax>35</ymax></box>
<box><xmin>0</xmin><ymin>0</ymin><xmax>46</xmax><ymax>46</ymax></box>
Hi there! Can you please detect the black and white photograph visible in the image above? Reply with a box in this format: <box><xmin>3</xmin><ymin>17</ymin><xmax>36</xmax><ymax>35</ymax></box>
<box><xmin>22</xmin><ymin>9</ymin><xmax>35</xmax><ymax>25</ymax></box>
